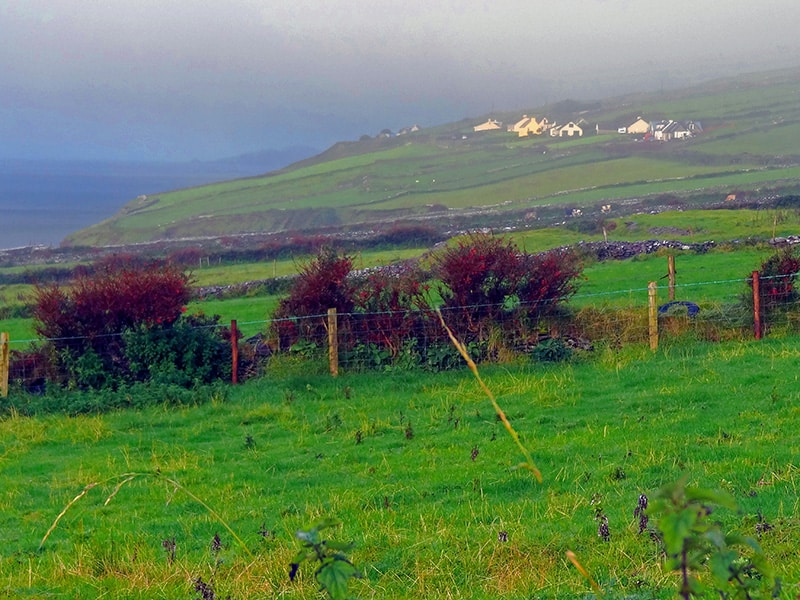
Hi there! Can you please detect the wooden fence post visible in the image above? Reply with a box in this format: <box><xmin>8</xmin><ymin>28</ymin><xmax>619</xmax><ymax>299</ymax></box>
<box><xmin>752</xmin><ymin>271</ymin><xmax>762</xmax><ymax>340</ymax></box>
<box><xmin>328</xmin><ymin>308</ymin><xmax>339</xmax><ymax>377</ymax></box>
<box><xmin>0</xmin><ymin>332</ymin><xmax>9</xmax><ymax>398</ymax></box>
<box><xmin>668</xmin><ymin>255</ymin><xmax>676</xmax><ymax>301</ymax></box>
<box><xmin>231</xmin><ymin>320</ymin><xmax>239</xmax><ymax>384</ymax></box>
<box><xmin>648</xmin><ymin>281</ymin><xmax>659</xmax><ymax>351</ymax></box>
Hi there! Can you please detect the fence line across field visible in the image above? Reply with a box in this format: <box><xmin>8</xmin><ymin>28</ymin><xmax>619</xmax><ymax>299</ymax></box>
<box><xmin>0</xmin><ymin>271</ymin><xmax>786</xmax><ymax>351</ymax></box>
<box><xmin>0</xmin><ymin>266</ymin><xmax>795</xmax><ymax>389</ymax></box>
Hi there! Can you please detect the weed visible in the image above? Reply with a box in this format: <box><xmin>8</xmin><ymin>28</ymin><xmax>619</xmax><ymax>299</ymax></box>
<box><xmin>646</xmin><ymin>475</ymin><xmax>777</xmax><ymax>599</ymax></box>
<box><xmin>634</xmin><ymin>493</ymin><xmax>649</xmax><ymax>534</ymax></box>
<box><xmin>193</xmin><ymin>576</ymin><xmax>219</xmax><ymax>600</ymax></box>
<box><xmin>258</xmin><ymin>523</ymin><xmax>273</xmax><ymax>540</ymax></box>
<box><xmin>289</xmin><ymin>518</ymin><xmax>360</xmax><ymax>600</ymax></box>
<box><xmin>531</xmin><ymin>338</ymin><xmax>573</xmax><ymax>363</ymax></box>
<box><xmin>610</xmin><ymin>466</ymin><xmax>627</xmax><ymax>481</ymax></box>
<box><xmin>161</xmin><ymin>536</ymin><xmax>176</xmax><ymax>564</ymax></box>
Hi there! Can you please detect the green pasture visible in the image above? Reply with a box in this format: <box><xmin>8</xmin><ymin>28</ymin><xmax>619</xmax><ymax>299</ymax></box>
<box><xmin>577</xmin><ymin>248</ymin><xmax>771</xmax><ymax>307</ymax></box>
<box><xmin>189</xmin><ymin>247</ymin><xmax>427</xmax><ymax>287</ymax></box>
<box><xmin>357</xmin><ymin>156</ymin><xmax>764</xmax><ymax>211</ymax></box>
<box><xmin>2</xmin><ymin>338</ymin><xmax>800</xmax><ymax>598</ymax></box>
<box><xmin>696</xmin><ymin>121</ymin><xmax>800</xmax><ymax>157</ymax></box>
<box><xmin>621</xmin><ymin>75</ymin><xmax>800</xmax><ymax>124</ymax></box>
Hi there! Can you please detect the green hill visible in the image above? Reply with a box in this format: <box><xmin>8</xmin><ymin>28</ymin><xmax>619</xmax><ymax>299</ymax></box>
<box><xmin>65</xmin><ymin>67</ymin><xmax>800</xmax><ymax>247</ymax></box>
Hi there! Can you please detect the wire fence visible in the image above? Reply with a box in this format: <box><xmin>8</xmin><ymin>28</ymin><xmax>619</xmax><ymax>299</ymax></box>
<box><xmin>4</xmin><ymin>267</ymin><xmax>800</xmax><ymax>396</ymax></box>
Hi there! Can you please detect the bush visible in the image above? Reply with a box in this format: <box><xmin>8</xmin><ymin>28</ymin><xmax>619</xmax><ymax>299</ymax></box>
<box><xmin>751</xmin><ymin>247</ymin><xmax>800</xmax><ymax>311</ymax></box>
<box><xmin>122</xmin><ymin>314</ymin><xmax>232</xmax><ymax>387</ymax></box>
<box><xmin>30</xmin><ymin>257</ymin><xmax>193</xmax><ymax>388</ymax></box>
<box><xmin>434</xmin><ymin>233</ymin><xmax>583</xmax><ymax>341</ymax></box>
<box><xmin>271</xmin><ymin>247</ymin><xmax>355</xmax><ymax>349</ymax></box>
<box><xmin>351</xmin><ymin>266</ymin><xmax>439</xmax><ymax>359</ymax></box>
<box><xmin>433</xmin><ymin>233</ymin><xmax>521</xmax><ymax>338</ymax></box>
<box><xmin>516</xmin><ymin>248</ymin><xmax>582</xmax><ymax>322</ymax></box>
<box><xmin>33</xmin><ymin>258</ymin><xmax>191</xmax><ymax>344</ymax></box>
<box><xmin>530</xmin><ymin>338</ymin><xmax>572</xmax><ymax>363</ymax></box>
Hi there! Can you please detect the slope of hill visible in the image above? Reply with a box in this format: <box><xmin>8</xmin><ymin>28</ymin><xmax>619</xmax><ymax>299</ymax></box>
<box><xmin>64</xmin><ymin>67</ymin><xmax>800</xmax><ymax>247</ymax></box>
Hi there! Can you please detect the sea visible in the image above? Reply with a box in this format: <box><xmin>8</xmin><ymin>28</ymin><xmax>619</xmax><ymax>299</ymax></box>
<box><xmin>0</xmin><ymin>170</ymin><xmax>217</xmax><ymax>249</ymax></box>
<box><xmin>0</xmin><ymin>148</ymin><xmax>316</xmax><ymax>250</ymax></box>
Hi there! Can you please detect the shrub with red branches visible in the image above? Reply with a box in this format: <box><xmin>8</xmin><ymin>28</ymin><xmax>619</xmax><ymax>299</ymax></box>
<box><xmin>433</xmin><ymin>232</ymin><xmax>582</xmax><ymax>340</ymax></box>
<box><xmin>433</xmin><ymin>233</ymin><xmax>522</xmax><ymax>335</ymax></box>
<box><xmin>751</xmin><ymin>247</ymin><xmax>800</xmax><ymax>311</ymax></box>
<box><xmin>31</xmin><ymin>257</ymin><xmax>192</xmax><ymax>387</ymax></box>
<box><xmin>516</xmin><ymin>248</ymin><xmax>582</xmax><ymax>321</ymax></box>
<box><xmin>271</xmin><ymin>247</ymin><xmax>355</xmax><ymax>350</ymax></box>
<box><xmin>351</xmin><ymin>266</ymin><xmax>437</xmax><ymax>357</ymax></box>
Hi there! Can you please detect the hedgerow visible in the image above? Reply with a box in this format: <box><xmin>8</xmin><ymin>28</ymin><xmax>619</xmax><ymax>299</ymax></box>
<box><xmin>270</xmin><ymin>235</ymin><xmax>584</xmax><ymax>368</ymax></box>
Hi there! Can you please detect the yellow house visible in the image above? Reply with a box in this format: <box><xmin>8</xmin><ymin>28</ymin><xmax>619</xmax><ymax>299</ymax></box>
<box><xmin>625</xmin><ymin>117</ymin><xmax>650</xmax><ymax>135</ymax></box>
<box><xmin>473</xmin><ymin>119</ymin><xmax>502</xmax><ymax>132</ymax></box>
<box><xmin>509</xmin><ymin>115</ymin><xmax>546</xmax><ymax>137</ymax></box>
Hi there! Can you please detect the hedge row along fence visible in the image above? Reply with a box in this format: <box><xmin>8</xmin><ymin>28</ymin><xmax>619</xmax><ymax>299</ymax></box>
<box><xmin>2</xmin><ymin>237</ymin><xmax>800</xmax><ymax>398</ymax></box>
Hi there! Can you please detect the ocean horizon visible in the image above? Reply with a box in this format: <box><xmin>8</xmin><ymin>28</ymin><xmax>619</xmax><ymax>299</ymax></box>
<box><xmin>0</xmin><ymin>170</ymin><xmax>217</xmax><ymax>250</ymax></box>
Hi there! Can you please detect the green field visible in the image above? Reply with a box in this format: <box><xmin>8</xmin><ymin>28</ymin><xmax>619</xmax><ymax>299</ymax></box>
<box><xmin>2</xmin><ymin>339</ymin><xmax>799</xmax><ymax>598</ymax></box>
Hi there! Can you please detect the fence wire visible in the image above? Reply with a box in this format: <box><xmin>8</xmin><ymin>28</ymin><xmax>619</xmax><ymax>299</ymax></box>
<box><xmin>3</xmin><ymin>272</ymin><xmax>800</xmax><ymax>384</ymax></box>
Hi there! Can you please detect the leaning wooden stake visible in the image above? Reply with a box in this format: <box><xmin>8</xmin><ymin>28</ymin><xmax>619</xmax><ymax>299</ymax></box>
<box><xmin>231</xmin><ymin>320</ymin><xmax>239</xmax><ymax>384</ymax></box>
<box><xmin>327</xmin><ymin>308</ymin><xmax>339</xmax><ymax>377</ymax></box>
<box><xmin>648</xmin><ymin>281</ymin><xmax>659</xmax><ymax>351</ymax></box>
<box><xmin>752</xmin><ymin>271</ymin><xmax>762</xmax><ymax>340</ymax></box>
<box><xmin>668</xmin><ymin>255</ymin><xmax>676</xmax><ymax>301</ymax></box>
<box><xmin>0</xmin><ymin>332</ymin><xmax>9</xmax><ymax>398</ymax></box>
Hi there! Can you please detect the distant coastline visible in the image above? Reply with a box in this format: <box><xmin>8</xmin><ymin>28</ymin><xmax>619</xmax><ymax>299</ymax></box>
<box><xmin>0</xmin><ymin>170</ymin><xmax>224</xmax><ymax>249</ymax></box>
<box><xmin>0</xmin><ymin>148</ymin><xmax>317</xmax><ymax>250</ymax></box>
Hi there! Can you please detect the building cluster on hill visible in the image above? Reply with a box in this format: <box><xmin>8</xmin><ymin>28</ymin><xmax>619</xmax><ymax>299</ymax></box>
<box><xmin>473</xmin><ymin>114</ymin><xmax>703</xmax><ymax>141</ymax></box>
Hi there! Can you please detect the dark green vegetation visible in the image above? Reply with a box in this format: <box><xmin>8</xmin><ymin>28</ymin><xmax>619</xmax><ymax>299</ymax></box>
<box><xmin>63</xmin><ymin>67</ymin><xmax>800</xmax><ymax>246</ymax></box>
<box><xmin>2</xmin><ymin>339</ymin><xmax>799</xmax><ymax>598</ymax></box>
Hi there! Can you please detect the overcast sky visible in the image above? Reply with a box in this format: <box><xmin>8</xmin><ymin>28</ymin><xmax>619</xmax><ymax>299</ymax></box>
<box><xmin>2</xmin><ymin>0</ymin><xmax>799</xmax><ymax>162</ymax></box>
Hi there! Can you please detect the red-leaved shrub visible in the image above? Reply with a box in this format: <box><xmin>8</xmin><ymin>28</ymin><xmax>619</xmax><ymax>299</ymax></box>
<box><xmin>433</xmin><ymin>232</ymin><xmax>582</xmax><ymax>339</ymax></box>
<box><xmin>31</xmin><ymin>257</ymin><xmax>192</xmax><ymax>386</ymax></box>
<box><xmin>516</xmin><ymin>248</ymin><xmax>582</xmax><ymax>321</ymax></box>
<box><xmin>752</xmin><ymin>247</ymin><xmax>800</xmax><ymax>310</ymax></box>
<box><xmin>271</xmin><ymin>247</ymin><xmax>355</xmax><ymax>349</ymax></box>
<box><xmin>433</xmin><ymin>233</ymin><xmax>521</xmax><ymax>335</ymax></box>
<box><xmin>33</xmin><ymin>258</ymin><xmax>191</xmax><ymax>342</ymax></box>
<box><xmin>351</xmin><ymin>266</ymin><xmax>437</xmax><ymax>357</ymax></box>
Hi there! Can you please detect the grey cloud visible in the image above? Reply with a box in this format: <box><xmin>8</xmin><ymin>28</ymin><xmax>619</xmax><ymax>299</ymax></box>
<box><xmin>1</xmin><ymin>0</ymin><xmax>799</xmax><ymax>160</ymax></box>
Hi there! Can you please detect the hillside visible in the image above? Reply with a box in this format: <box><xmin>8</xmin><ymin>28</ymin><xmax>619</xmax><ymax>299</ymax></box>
<box><xmin>64</xmin><ymin>66</ymin><xmax>800</xmax><ymax>247</ymax></box>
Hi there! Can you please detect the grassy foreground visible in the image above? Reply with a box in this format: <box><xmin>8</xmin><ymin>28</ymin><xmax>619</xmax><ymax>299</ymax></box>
<box><xmin>2</xmin><ymin>338</ymin><xmax>800</xmax><ymax>598</ymax></box>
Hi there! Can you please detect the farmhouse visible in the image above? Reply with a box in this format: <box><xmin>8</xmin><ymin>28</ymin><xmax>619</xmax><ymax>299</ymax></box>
<box><xmin>473</xmin><ymin>118</ymin><xmax>502</xmax><ymax>132</ymax></box>
<box><xmin>509</xmin><ymin>115</ymin><xmax>548</xmax><ymax>137</ymax></box>
<box><xmin>551</xmin><ymin>121</ymin><xmax>584</xmax><ymax>137</ymax></box>
<box><xmin>396</xmin><ymin>124</ymin><xmax>421</xmax><ymax>136</ymax></box>
<box><xmin>624</xmin><ymin>117</ymin><xmax>650</xmax><ymax>135</ymax></box>
<box><xmin>651</xmin><ymin>120</ymin><xmax>702</xmax><ymax>141</ymax></box>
